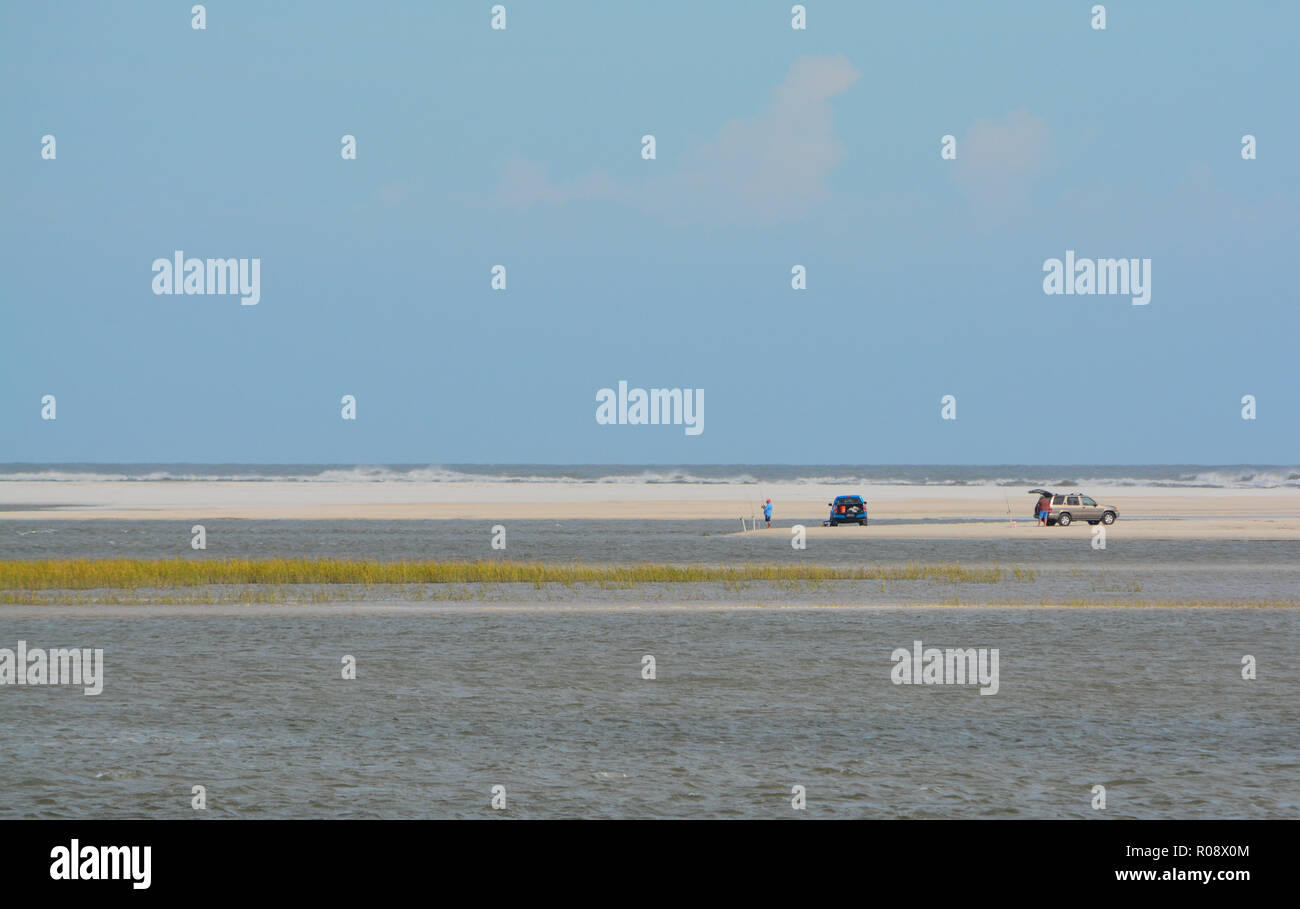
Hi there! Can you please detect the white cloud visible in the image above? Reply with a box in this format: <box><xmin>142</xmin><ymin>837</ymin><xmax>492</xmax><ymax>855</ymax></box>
<box><xmin>488</xmin><ymin>55</ymin><xmax>860</xmax><ymax>225</ymax></box>
<box><xmin>489</xmin><ymin>158</ymin><xmax>617</xmax><ymax>209</ymax></box>
<box><xmin>952</xmin><ymin>109</ymin><xmax>1051</xmax><ymax>225</ymax></box>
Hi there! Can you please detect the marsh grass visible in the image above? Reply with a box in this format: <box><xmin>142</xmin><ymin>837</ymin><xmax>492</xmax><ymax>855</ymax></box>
<box><xmin>0</xmin><ymin>558</ymin><xmax>1027</xmax><ymax>591</ymax></box>
<box><xmin>3</xmin><ymin>589</ymin><xmax>1293</xmax><ymax>608</ymax></box>
<box><xmin>1087</xmin><ymin>574</ymin><xmax>1144</xmax><ymax>594</ymax></box>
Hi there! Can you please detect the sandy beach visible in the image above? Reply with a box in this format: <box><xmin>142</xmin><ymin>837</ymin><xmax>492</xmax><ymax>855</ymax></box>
<box><xmin>2</xmin><ymin>480</ymin><xmax>1299</xmax><ymax>540</ymax></box>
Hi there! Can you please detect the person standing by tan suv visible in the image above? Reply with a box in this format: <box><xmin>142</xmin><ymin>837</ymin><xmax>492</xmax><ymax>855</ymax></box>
<box><xmin>1047</xmin><ymin>492</ymin><xmax>1120</xmax><ymax>527</ymax></box>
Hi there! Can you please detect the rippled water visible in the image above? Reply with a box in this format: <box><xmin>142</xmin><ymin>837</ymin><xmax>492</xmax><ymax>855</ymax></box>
<box><xmin>6</xmin><ymin>519</ymin><xmax>1299</xmax><ymax>603</ymax></box>
<box><xmin>6</xmin><ymin>517</ymin><xmax>1300</xmax><ymax>566</ymax></box>
<box><xmin>1</xmin><ymin>607</ymin><xmax>1295</xmax><ymax>818</ymax></box>
<box><xmin>4</xmin><ymin>518</ymin><xmax>1297</xmax><ymax>817</ymax></box>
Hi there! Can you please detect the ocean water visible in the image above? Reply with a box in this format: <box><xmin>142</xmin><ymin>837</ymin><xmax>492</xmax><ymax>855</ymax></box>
<box><xmin>0</xmin><ymin>607</ymin><xmax>1294</xmax><ymax>819</ymax></box>
<box><xmin>3</xmin><ymin>463</ymin><xmax>1299</xmax><ymax>488</ymax></box>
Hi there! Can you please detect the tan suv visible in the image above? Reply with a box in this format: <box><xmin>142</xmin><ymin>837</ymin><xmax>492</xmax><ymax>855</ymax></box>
<box><xmin>1044</xmin><ymin>491</ymin><xmax>1119</xmax><ymax>527</ymax></box>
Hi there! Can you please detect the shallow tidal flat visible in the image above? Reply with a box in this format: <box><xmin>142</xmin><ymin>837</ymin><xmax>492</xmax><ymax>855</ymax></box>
<box><xmin>2</xmin><ymin>606</ymin><xmax>1295</xmax><ymax>818</ymax></box>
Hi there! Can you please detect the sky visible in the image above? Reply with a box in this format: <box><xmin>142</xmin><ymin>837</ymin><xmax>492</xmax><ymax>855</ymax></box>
<box><xmin>2</xmin><ymin>1</ymin><xmax>1297</xmax><ymax>465</ymax></box>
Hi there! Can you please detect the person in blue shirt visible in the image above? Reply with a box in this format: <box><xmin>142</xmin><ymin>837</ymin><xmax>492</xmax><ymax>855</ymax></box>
<box><xmin>763</xmin><ymin>499</ymin><xmax>773</xmax><ymax>528</ymax></box>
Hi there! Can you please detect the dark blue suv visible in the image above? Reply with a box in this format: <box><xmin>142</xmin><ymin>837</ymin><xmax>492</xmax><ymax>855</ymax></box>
<box><xmin>824</xmin><ymin>495</ymin><xmax>868</xmax><ymax>526</ymax></box>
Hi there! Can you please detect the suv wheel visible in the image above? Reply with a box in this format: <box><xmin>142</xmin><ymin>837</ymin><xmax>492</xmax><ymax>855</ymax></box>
<box><xmin>1101</xmin><ymin>511</ymin><xmax>1116</xmax><ymax>525</ymax></box>
<box><xmin>1056</xmin><ymin>513</ymin><xmax>1072</xmax><ymax>527</ymax></box>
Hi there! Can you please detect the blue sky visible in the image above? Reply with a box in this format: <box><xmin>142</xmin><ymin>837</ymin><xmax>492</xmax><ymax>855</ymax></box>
<box><xmin>2</xmin><ymin>1</ymin><xmax>1296</xmax><ymax>464</ymax></box>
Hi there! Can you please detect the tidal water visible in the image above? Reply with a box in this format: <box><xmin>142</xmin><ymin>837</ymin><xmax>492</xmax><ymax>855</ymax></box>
<box><xmin>6</xmin><ymin>517</ymin><xmax>1299</xmax><ymax>568</ymax></box>
<box><xmin>3</xmin><ymin>516</ymin><xmax>1296</xmax><ymax>818</ymax></box>
<box><xmin>0</xmin><ymin>607</ymin><xmax>1294</xmax><ymax>819</ymax></box>
<box><xmin>5</xmin><ymin>519</ymin><xmax>1299</xmax><ymax>603</ymax></box>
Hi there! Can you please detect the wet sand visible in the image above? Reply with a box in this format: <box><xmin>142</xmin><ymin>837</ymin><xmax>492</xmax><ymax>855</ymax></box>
<box><xmin>750</xmin><ymin>519</ymin><xmax>1300</xmax><ymax>541</ymax></box>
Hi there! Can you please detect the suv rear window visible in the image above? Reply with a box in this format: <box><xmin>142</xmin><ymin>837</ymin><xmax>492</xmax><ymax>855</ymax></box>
<box><xmin>1052</xmin><ymin>495</ymin><xmax>1065</xmax><ymax>505</ymax></box>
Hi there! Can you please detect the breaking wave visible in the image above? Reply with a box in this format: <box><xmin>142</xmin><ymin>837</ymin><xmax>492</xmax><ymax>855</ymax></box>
<box><xmin>1</xmin><ymin>465</ymin><xmax>1297</xmax><ymax>488</ymax></box>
